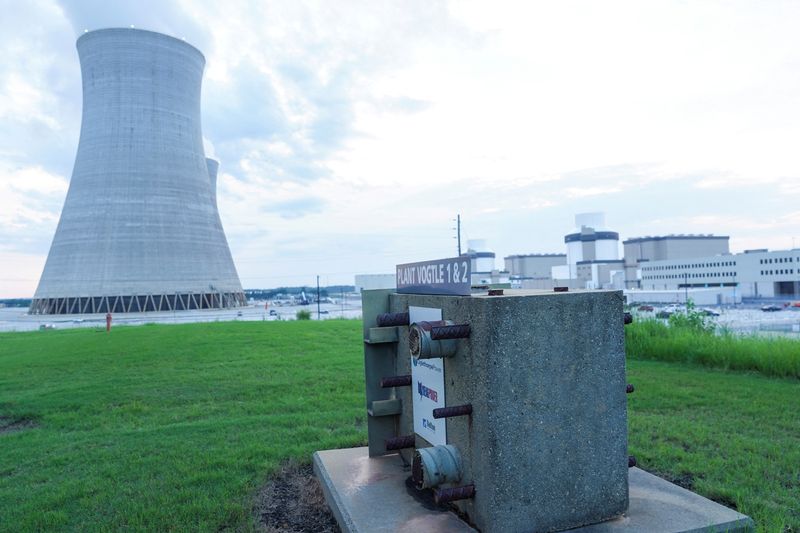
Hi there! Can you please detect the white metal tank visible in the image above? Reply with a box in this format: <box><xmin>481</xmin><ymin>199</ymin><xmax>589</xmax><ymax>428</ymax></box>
<box><xmin>467</xmin><ymin>239</ymin><xmax>496</xmax><ymax>273</ymax></box>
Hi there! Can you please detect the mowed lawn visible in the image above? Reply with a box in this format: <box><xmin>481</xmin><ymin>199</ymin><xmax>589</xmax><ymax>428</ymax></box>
<box><xmin>0</xmin><ymin>321</ymin><xmax>366</xmax><ymax>531</ymax></box>
<box><xmin>0</xmin><ymin>320</ymin><xmax>798</xmax><ymax>532</ymax></box>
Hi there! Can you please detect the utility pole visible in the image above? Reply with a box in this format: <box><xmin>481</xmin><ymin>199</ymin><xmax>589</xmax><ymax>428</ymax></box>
<box><xmin>453</xmin><ymin>214</ymin><xmax>462</xmax><ymax>256</ymax></box>
<box><xmin>316</xmin><ymin>275</ymin><xmax>321</xmax><ymax>320</ymax></box>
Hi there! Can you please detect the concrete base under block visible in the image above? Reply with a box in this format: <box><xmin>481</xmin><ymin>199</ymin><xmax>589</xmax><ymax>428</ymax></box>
<box><xmin>313</xmin><ymin>447</ymin><xmax>754</xmax><ymax>533</ymax></box>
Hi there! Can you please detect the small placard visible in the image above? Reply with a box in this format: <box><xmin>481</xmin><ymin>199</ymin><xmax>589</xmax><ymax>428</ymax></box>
<box><xmin>396</xmin><ymin>256</ymin><xmax>471</xmax><ymax>296</ymax></box>
<box><xmin>409</xmin><ymin>306</ymin><xmax>446</xmax><ymax>446</ymax></box>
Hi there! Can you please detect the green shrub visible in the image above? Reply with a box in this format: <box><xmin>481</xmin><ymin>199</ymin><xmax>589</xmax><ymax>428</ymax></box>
<box><xmin>667</xmin><ymin>300</ymin><xmax>715</xmax><ymax>334</ymax></box>
<box><xmin>626</xmin><ymin>316</ymin><xmax>800</xmax><ymax>379</ymax></box>
<box><xmin>296</xmin><ymin>309</ymin><xmax>312</xmax><ymax>320</ymax></box>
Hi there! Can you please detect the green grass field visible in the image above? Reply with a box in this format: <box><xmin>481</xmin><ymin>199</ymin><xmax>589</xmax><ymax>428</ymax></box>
<box><xmin>0</xmin><ymin>321</ymin><xmax>798</xmax><ymax>532</ymax></box>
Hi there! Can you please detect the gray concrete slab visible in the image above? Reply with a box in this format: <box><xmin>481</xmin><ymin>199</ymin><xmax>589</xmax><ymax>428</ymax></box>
<box><xmin>314</xmin><ymin>447</ymin><xmax>754</xmax><ymax>533</ymax></box>
<box><xmin>313</xmin><ymin>447</ymin><xmax>475</xmax><ymax>533</ymax></box>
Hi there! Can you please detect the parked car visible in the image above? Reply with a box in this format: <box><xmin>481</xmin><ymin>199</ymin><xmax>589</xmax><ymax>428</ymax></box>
<box><xmin>269</xmin><ymin>309</ymin><xmax>278</xmax><ymax>316</ymax></box>
<box><xmin>700</xmin><ymin>308</ymin><xmax>720</xmax><ymax>317</ymax></box>
<box><xmin>656</xmin><ymin>304</ymin><xmax>683</xmax><ymax>319</ymax></box>
<box><xmin>761</xmin><ymin>305</ymin><xmax>782</xmax><ymax>312</ymax></box>
<box><xmin>637</xmin><ymin>305</ymin><xmax>654</xmax><ymax>312</ymax></box>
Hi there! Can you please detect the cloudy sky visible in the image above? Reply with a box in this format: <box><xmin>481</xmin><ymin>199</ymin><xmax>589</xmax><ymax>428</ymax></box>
<box><xmin>1</xmin><ymin>0</ymin><xmax>799</xmax><ymax>296</ymax></box>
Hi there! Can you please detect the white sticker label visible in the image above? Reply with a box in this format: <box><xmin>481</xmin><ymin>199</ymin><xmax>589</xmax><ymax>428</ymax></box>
<box><xmin>409</xmin><ymin>306</ymin><xmax>446</xmax><ymax>446</ymax></box>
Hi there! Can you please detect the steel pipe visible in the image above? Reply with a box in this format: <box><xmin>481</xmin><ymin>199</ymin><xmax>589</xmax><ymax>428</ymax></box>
<box><xmin>412</xmin><ymin>445</ymin><xmax>463</xmax><ymax>489</ymax></box>
<box><xmin>385</xmin><ymin>435</ymin><xmax>415</xmax><ymax>451</ymax></box>
<box><xmin>380</xmin><ymin>375</ymin><xmax>412</xmax><ymax>388</ymax></box>
<box><xmin>430</xmin><ymin>324</ymin><xmax>471</xmax><ymax>340</ymax></box>
<box><xmin>432</xmin><ymin>404</ymin><xmax>472</xmax><ymax>419</ymax></box>
<box><xmin>376</xmin><ymin>312</ymin><xmax>410</xmax><ymax>327</ymax></box>
<box><xmin>408</xmin><ymin>321</ymin><xmax>460</xmax><ymax>359</ymax></box>
<box><xmin>434</xmin><ymin>484</ymin><xmax>475</xmax><ymax>504</ymax></box>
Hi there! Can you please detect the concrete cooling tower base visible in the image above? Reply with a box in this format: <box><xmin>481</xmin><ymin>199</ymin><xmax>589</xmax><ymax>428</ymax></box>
<box><xmin>30</xmin><ymin>292</ymin><xmax>246</xmax><ymax>315</ymax></box>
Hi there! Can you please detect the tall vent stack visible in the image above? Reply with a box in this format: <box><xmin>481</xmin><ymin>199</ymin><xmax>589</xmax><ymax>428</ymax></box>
<box><xmin>30</xmin><ymin>28</ymin><xmax>246</xmax><ymax>315</ymax></box>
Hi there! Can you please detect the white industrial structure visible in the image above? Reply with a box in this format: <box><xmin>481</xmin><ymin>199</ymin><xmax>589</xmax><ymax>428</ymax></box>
<box><xmin>354</xmin><ymin>274</ymin><xmax>396</xmax><ymax>292</ymax></box>
<box><xmin>640</xmin><ymin>248</ymin><xmax>800</xmax><ymax>299</ymax></box>
<box><xmin>623</xmin><ymin>234</ymin><xmax>730</xmax><ymax>289</ymax></box>
<box><xmin>552</xmin><ymin>213</ymin><xmax>624</xmax><ymax>289</ymax></box>
<box><xmin>30</xmin><ymin>28</ymin><xmax>245</xmax><ymax>315</ymax></box>
<box><xmin>463</xmin><ymin>239</ymin><xmax>509</xmax><ymax>286</ymax></box>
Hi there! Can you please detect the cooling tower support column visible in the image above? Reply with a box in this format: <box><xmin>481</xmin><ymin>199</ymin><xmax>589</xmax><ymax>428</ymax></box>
<box><xmin>30</xmin><ymin>28</ymin><xmax>246</xmax><ymax>315</ymax></box>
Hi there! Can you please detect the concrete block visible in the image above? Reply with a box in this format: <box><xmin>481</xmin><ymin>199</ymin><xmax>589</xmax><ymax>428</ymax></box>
<box><xmin>388</xmin><ymin>290</ymin><xmax>628</xmax><ymax>532</ymax></box>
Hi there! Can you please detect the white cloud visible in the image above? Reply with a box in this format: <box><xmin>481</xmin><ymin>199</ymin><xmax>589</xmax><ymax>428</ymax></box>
<box><xmin>1</xmin><ymin>0</ymin><xmax>800</xmax><ymax>294</ymax></box>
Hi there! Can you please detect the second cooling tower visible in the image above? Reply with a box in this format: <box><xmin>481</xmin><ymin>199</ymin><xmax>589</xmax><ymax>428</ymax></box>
<box><xmin>30</xmin><ymin>28</ymin><xmax>246</xmax><ymax>314</ymax></box>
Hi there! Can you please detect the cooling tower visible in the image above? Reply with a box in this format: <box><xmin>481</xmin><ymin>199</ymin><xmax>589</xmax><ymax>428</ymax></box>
<box><xmin>30</xmin><ymin>28</ymin><xmax>246</xmax><ymax>315</ymax></box>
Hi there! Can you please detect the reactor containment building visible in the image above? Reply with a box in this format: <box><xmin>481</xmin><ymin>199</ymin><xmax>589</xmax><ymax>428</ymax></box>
<box><xmin>30</xmin><ymin>28</ymin><xmax>246</xmax><ymax>315</ymax></box>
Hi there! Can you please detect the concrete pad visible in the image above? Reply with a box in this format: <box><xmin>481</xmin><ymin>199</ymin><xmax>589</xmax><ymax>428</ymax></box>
<box><xmin>314</xmin><ymin>447</ymin><xmax>754</xmax><ymax>533</ymax></box>
<box><xmin>578</xmin><ymin>467</ymin><xmax>754</xmax><ymax>532</ymax></box>
<box><xmin>313</xmin><ymin>447</ymin><xmax>475</xmax><ymax>533</ymax></box>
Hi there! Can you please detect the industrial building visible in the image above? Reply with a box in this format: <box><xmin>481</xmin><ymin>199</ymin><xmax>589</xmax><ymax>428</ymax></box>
<box><xmin>462</xmin><ymin>239</ymin><xmax>510</xmax><ymax>286</ymax></box>
<box><xmin>354</xmin><ymin>274</ymin><xmax>396</xmax><ymax>292</ymax></box>
<box><xmin>505</xmin><ymin>213</ymin><xmax>624</xmax><ymax>290</ymax></box>
<box><xmin>30</xmin><ymin>28</ymin><xmax>245</xmax><ymax>315</ymax></box>
<box><xmin>623</xmin><ymin>234</ymin><xmax>729</xmax><ymax>289</ymax></box>
<box><xmin>504</xmin><ymin>254</ymin><xmax>566</xmax><ymax>280</ymax></box>
<box><xmin>640</xmin><ymin>248</ymin><xmax>800</xmax><ymax>299</ymax></box>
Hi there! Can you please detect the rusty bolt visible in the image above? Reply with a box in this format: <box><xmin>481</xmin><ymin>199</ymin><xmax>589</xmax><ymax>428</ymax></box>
<box><xmin>626</xmin><ymin>383</ymin><xmax>635</xmax><ymax>394</ymax></box>
<box><xmin>434</xmin><ymin>484</ymin><xmax>475</xmax><ymax>504</ymax></box>
<box><xmin>628</xmin><ymin>455</ymin><xmax>637</xmax><ymax>468</ymax></box>
<box><xmin>376</xmin><ymin>312</ymin><xmax>410</xmax><ymax>327</ymax></box>
<box><xmin>380</xmin><ymin>375</ymin><xmax>412</xmax><ymax>388</ymax></box>
<box><xmin>624</xmin><ymin>312</ymin><xmax>633</xmax><ymax>325</ymax></box>
<box><xmin>433</xmin><ymin>404</ymin><xmax>473</xmax><ymax>419</ymax></box>
<box><xmin>385</xmin><ymin>435</ymin><xmax>415</xmax><ymax>451</ymax></box>
<box><xmin>488</xmin><ymin>289</ymin><xmax>504</xmax><ymax>296</ymax></box>
<box><xmin>430</xmin><ymin>324</ymin><xmax>471</xmax><ymax>340</ymax></box>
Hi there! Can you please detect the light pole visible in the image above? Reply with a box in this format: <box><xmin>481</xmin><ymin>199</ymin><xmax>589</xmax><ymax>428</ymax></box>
<box><xmin>684</xmin><ymin>272</ymin><xmax>689</xmax><ymax>307</ymax></box>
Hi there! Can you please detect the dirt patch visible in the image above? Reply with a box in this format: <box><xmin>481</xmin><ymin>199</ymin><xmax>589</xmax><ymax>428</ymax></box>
<box><xmin>254</xmin><ymin>462</ymin><xmax>339</xmax><ymax>533</ymax></box>
<box><xmin>665</xmin><ymin>472</ymin><xmax>696</xmax><ymax>491</ymax></box>
<box><xmin>0</xmin><ymin>416</ymin><xmax>38</xmax><ymax>435</ymax></box>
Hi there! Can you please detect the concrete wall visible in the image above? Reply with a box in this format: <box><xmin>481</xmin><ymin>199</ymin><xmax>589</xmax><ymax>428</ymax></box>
<box><xmin>32</xmin><ymin>28</ymin><xmax>244</xmax><ymax>312</ymax></box>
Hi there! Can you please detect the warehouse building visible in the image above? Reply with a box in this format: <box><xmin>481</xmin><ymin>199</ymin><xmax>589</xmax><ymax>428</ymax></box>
<box><xmin>640</xmin><ymin>248</ymin><xmax>800</xmax><ymax>299</ymax></box>
<box><xmin>503</xmin><ymin>254</ymin><xmax>565</xmax><ymax>289</ymax></box>
<box><xmin>623</xmin><ymin>234</ymin><xmax>729</xmax><ymax>288</ymax></box>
